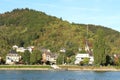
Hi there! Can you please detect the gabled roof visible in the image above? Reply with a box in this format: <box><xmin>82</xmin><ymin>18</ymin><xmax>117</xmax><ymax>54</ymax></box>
<box><xmin>43</xmin><ymin>51</ymin><xmax>58</xmax><ymax>58</ymax></box>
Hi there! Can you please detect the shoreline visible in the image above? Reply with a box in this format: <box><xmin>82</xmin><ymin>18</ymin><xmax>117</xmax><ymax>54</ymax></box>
<box><xmin>0</xmin><ymin>68</ymin><xmax>49</xmax><ymax>70</ymax></box>
<box><xmin>0</xmin><ymin>65</ymin><xmax>120</xmax><ymax>71</ymax></box>
<box><xmin>67</xmin><ymin>68</ymin><xmax>120</xmax><ymax>71</ymax></box>
<box><xmin>0</xmin><ymin>68</ymin><xmax>120</xmax><ymax>71</ymax></box>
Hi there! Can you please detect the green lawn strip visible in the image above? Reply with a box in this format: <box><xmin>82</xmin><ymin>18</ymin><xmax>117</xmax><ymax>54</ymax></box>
<box><xmin>0</xmin><ymin>65</ymin><xmax>51</xmax><ymax>68</ymax></box>
<box><xmin>0</xmin><ymin>65</ymin><xmax>119</xmax><ymax>70</ymax></box>
<box><xmin>59</xmin><ymin>65</ymin><xmax>116</xmax><ymax>70</ymax></box>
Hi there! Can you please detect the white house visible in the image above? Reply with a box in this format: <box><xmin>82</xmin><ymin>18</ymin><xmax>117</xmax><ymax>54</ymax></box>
<box><xmin>12</xmin><ymin>45</ymin><xmax>18</xmax><ymax>50</ymax></box>
<box><xmin>12</xmin><ymin>45</ymin><xmax>34</xmax><ymax>53</ymax></box>
<box><xmin>6</xmin><ymin>50</ymin><xmax>21</xmax><ymax>65</ymax></box>
<box><xmin>60</xmin><ymin>48</ymin><xmax>66</xmax><ymax>53</ymax></box>
<box><xmin>16</xmin><ymin>47</ymin><xmax>26</xmax><ymax>53</ymax></box>
<box><xmin>74</xmin><ymin>53</ymin><xmax>94</xmax><ymax>65</ymax></box>
<box><xmin>89</xmin><ymin>56</ymin><xmax>94</xmax><ymax>64</ymax></box>
<box><xmin>26</xmin><ymin>46</ymin><xmax>34</xmax><ymax>53</ymax></box>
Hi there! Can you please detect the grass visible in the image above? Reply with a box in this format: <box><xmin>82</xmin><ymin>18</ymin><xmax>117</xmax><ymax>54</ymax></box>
<box><xmin>0</xmin><ymin>65</ymin><xmax>120</xmax><ymax>71</ymax></box>
<box><xmin>0</xmin><ymin>65</ymin><xmax>51</xmax><ymax>68</ymax></box>
<box><xmin>59</xmin><ymin>65</ymin><xmax>118</xmax><ymax>70</ymax></box>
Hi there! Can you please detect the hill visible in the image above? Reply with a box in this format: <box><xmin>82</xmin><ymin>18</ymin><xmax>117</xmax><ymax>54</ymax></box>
<box><xmin>0</xmin><ymin>8</ymin><xmax>120</xmax><ymax>58</ymax></box>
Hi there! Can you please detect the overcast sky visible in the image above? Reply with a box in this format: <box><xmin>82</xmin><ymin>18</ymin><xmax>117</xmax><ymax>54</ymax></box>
<box><xmin>0</xmin><ymin>0</ymin><xmax>120</xmax><ymax>32</ymax></box>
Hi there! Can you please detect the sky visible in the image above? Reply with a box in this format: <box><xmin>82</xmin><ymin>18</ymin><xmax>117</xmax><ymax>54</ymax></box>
<box><xmin>0</xmin><ymin>0</ymin><xmax>120</xmax><ymax>32</ymax></box>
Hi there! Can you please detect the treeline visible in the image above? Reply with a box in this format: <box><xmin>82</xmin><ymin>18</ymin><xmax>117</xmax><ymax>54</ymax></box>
<box><xmin>0</xmin><ymin>8</ymin><xmax>120</xmax><ymax>60</ymax></box>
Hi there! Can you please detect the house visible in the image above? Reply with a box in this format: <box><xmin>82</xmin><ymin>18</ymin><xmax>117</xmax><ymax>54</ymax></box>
<box><xmin>41</xmin><ymin>49</ymin><xmax>58</xmax><ymax>64</ymax></box>
<box><xmin>113</xmin><ymin>54</ymin><xmax>120</xmax><ymax>65</ymax></box>
<box><xmin>6</xmin><ymin>50</ymin><xmax>21</xmax><ymax>65</ymax></box>
<box><xmin>12</xmin><ymin>45</ymin><xmax>34</xmax><ymax>53</ymax></box>
<box><xmin>60</xmin><ymin>48</ymin><xmax>66</xmax><ymax>53</ymax></box>
<box><xmin>74</xmin><ymin>53</ymin><xmax>94</xmax><ymax>65</ymax></box>
<box><xmin>16</xmin><ymin>47</ymin><xmax>26</xmax><ymax>53</ymax></box>
<box><xmin>12</xmin><ymin>45</ymin><xmax>18</xmax><ymax>50</ymax></box>
<box><xmin>26</xmin><ymin>46</ymin><xmax>34</xmax><ymax>53</ymax></box>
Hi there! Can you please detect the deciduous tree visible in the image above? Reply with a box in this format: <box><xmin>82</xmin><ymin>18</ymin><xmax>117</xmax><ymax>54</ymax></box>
<box><xmin>93</xmin><ymin>29</ymin><xmax>106</xmax><ymax>66</ymax></box>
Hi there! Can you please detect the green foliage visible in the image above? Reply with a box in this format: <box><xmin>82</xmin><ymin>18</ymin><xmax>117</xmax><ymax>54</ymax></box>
<box><xmin>66</xmin><ymin>55</ymin><xmax>76</xmax><ymax>64</ymax></box>
<box><xmin>0</xmin><ymin>65</ymin><xmax>50</xmax><ymax>68</ymax></box>
<box><xmin>106</xmin><ymin>55</ymin><xmax>114</xmax><ymax>65</ymax></box>
<box><xmin>56</xmin><ymin>53</ymin><xmax>65</xmax><ymax>64</ymax></box>
<box><xmin>23</xmin><ymin>50</ymin><xmax>30</xmax><ymax>64</ymax></box>
<box><xmin>70</xmin><ymin>55</ymin><xmax>76</xmax><ymax>64</ymax></box>
<box><xmin>93</xmin><ymin>29</ymin><xmax>106</xmax><ymax>66</ymax></box>
<box><xmin>30</xmin><ymin>52</ymin><xmax>36</xmax><ymax>64</ymax></box>
<box><xmin>30</xmin><ymin>50</ymin><xmax>42</xmax><ymax>64</ymax></box>
<box><xmin>0</xmin><ymin>8</ymin><xmax>120</xmax><ymax>62</ymax></box>
<box><xmin>83</xmin><ymin>58</ymin><xmax>89</xmax><ymax>65</ymax></box>
<box><xmin>65</xmin><ymin>49</ymin><xmax>75</xmax><ymax>57</ymax></box>
<box><xmin>79</xmin><ymin>50</ymin><xmax>86</xmax><ymax>53</ymax></box>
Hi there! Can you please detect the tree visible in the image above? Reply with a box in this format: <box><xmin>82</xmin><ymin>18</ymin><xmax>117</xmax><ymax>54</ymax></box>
<box><xmin>30</xmin><ymin>52</ymin><xmax>36</xmax><ymax>64</ymax></box>
<box><xmin>66</xmin><ymin>57</ymin><xmax>71</xmax><ymax>64</ymax></box>
<box><xmin>93</xmin><ymin>29</ymin><xmax>106</xmax><ymax>66</ymax></box>
<box><xmin>23</xmin><ymin>50</ymin><xmax>30</xmax><ymax>64</ymax></box>
<box><xmin>106</xmin><ymin>55</ymin><xmax>114</xmax><ymax>65</ymax></box>
<box><xmin>56</xmin><ymin>53</ymin><xmax>65</xmax><ymax>64</ymax></box>
<box><xmin>70</xmin><ymin>55</ymin><xmax>75</xmax><ymax>64</ymax></box>
<box><xmin>83</xmin><ymin>58</ymin><xmax>89</xmax><ymax>65</ymax></box>
<box><xmin>30</xmin><ymin>50</ymin><xmax>42</xmax><ymax>64</ymax></box>
<box><xmin>65</xmin><ymin>49</ymin><xmax>74</xmax><ymax>57</ymax></box>
<box><xmin>0</xmin><ymin>8</ymin><xmax>120</xmax><ymax>63</ymax></box>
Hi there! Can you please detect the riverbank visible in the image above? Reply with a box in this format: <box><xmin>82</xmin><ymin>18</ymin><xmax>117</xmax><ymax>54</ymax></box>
<box><xmin>67</xmin><ymin>67</ymin><xmax>120</xmax><ymax>71</ymax></box>
<box><xmin>0</xmin><ymin>65</ymin><xmax>120</xmax><ymax>71</ymax></box>
<box><xmin>0</xmin><ymin>65</ymin><xmax>50</xmax><ymax>70</ymax></box>
<box><xmin>60</xmin><ymin>65</ymin><xmax>120</xmax><ymax>71</ymax></box>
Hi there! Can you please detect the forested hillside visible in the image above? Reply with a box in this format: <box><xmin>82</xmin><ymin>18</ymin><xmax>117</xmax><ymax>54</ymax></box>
<box><xmin>0</xmin><ymin>8</ymin><xmax>120</xmax><ymax>58</ymax></box>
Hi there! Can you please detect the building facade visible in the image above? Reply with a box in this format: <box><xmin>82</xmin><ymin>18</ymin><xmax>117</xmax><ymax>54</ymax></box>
<box><xmin>74</xmin><ymin>53</ymin><xmax>94</xmax><ymax>65</ymax></box>
<box><xmin>42</xmin><ymin>50</ymin><xmax>58</xmax><ymax>64</ymax></box>
<box><xmin>6</xmin><ymin>50</ymin><xmax>21</xmax><ymax>65</ymax></box>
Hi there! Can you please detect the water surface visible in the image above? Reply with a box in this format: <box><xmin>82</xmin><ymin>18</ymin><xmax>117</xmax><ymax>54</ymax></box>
<box><xmin>0</xmin><ymin>70</ymin><xmax>120</xmax><ymax>80</ymax></box>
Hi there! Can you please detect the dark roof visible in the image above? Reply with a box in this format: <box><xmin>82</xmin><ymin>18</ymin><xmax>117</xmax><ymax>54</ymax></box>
<box><xmin>9</xmin><ymin>50</ymin><xmax>17</xmax><ymax>54</ymax></box>
<box><xmin>43</xmin><ymin>52</ymin><xmax>58</xmax><ymax>58</ymax></box>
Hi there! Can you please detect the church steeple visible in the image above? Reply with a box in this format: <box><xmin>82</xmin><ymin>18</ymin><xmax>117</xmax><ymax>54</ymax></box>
<box><xmin>85</xmin><ymin>24</ymin><xmax>92</xmax><ymax>56</ymax></box>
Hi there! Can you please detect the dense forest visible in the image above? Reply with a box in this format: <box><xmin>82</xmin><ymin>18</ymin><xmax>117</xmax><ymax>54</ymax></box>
<box><xmin>0</xmin><ymin>8</ymin><xmax>120</xmax><ymax>59</ymax></box>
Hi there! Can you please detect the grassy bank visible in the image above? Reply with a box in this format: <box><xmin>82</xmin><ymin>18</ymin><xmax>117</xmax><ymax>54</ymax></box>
<box><xmin>59</xmin><ymin>65</ymin><xmax>120</xmax><ymax>71</ymax></box>
<box><xmin>0</xmin><ymin>65</ymin><xmax>120</xmax><ymax>71</ymax></box>
<box><xmin>0</xmin><ymin>65</ymin><xmax>51</xmax><ymax>69</ymax></box>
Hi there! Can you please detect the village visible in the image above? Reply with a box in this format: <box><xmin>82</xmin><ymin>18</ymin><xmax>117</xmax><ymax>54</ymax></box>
<box><xmin>3</xmin><ymin>44</ymin><xmax>94</xmax><ymax>66</ymax></box>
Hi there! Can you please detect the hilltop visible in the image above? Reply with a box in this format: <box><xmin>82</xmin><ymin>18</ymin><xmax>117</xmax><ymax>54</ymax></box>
<box><xmin>0</xmin><ymin>8</ymin><xmax>120</xmax><ymax>58</ymax></box>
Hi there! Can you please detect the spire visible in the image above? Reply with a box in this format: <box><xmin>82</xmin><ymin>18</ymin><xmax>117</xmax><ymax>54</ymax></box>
<box><xmin>85</xmin><ymin>24</ymin><xmax>89</xmax><ymax>52</ymax></box>
<box><xmin>85</xmin><ymin>24</ymin><xmax>92</xmax><ymax>56</ymax></box>
<box><xmin>87</xmin><ymin>24</ymin><xmax>88</xmax><ymax>39</ymax></box>
<box><xmin>85</xmin><ymin>40</ymin><xmax>90</xmax><ymax>52</ymax></box>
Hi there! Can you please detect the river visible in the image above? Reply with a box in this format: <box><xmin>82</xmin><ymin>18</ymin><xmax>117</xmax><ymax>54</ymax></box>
<box><xmin>0</xmin><ymin>70</ymin><xmax>120</xmax><ymax>80</ymax></box>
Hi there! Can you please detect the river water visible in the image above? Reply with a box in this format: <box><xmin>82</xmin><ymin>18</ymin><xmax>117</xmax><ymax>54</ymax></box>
<box><xmin>0</xmin><ymin>70</ymin><xmax>120</xmax><ymax>80</ymax></box>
